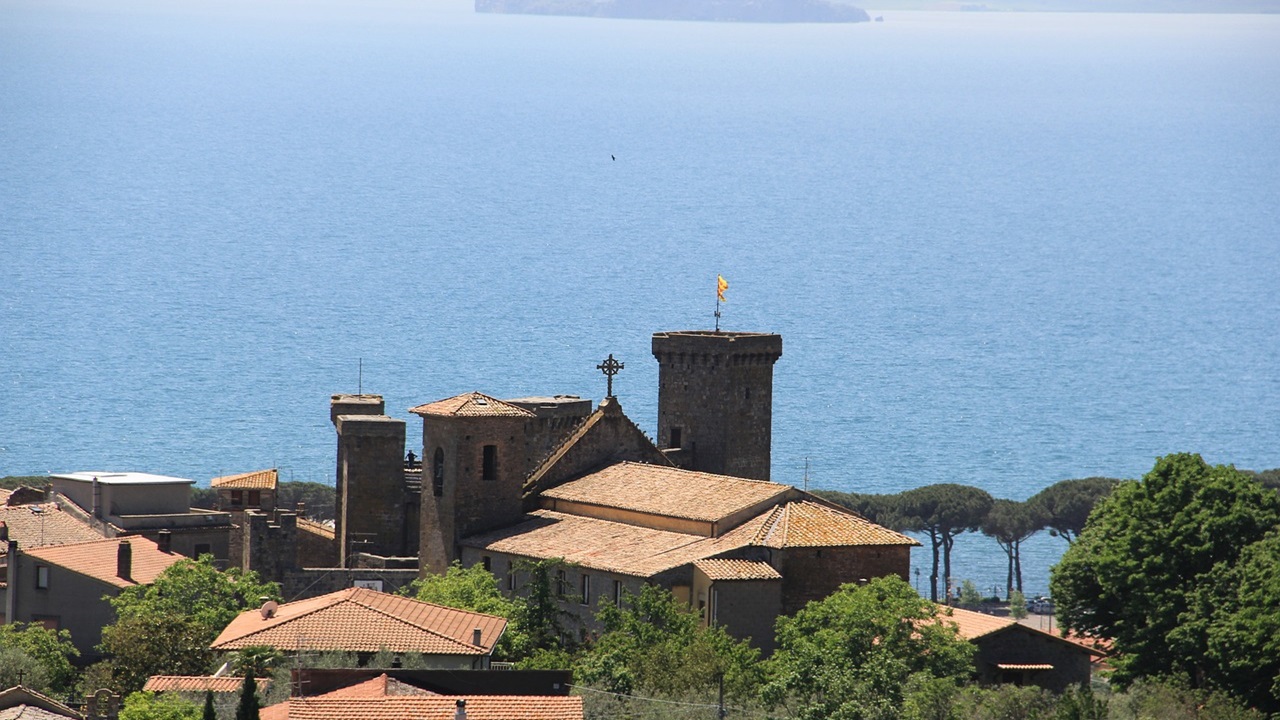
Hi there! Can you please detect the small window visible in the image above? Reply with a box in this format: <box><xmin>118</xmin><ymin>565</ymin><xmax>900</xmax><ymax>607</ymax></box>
<box><xmin>507</xmin><ymin>567</ymin><xmax>516</xmax><ymax>592</ymax></box>
<box><xmin>613</xmin><ymin>580</ymin><xmax>623</xmax><ymax>607</ymax></box>
<box><xmin>555</xmin><ymin>570</ymin><xmax>567</xmax><ymax>599</ymax></box>
<box><xmin>36</xmin><ymin>565</ymin><xmax>50</xmax><ymax>589</ymax></box>
<box><xmin>580</xmin><ymin>574</ymin><xmax>591</xmax><ymax>607</ymax></box>
<box><xmin>247</xmin><ymin>490</ymin><xmax>261</xmax><ymax>506</ymax></box>
<box><xmin>482</xmin><ymin>445</ymin><xmax>498</xmax><ymax>481</ymax></box>
<box><xmin>482</xmin><ymin>556</ymin><xmax>492</xmax><ymax>572</ymax></box>
<box><xmin>670</xmin><ymin>427</ymin><xmax>682</xmax><ymax>449</ymax></box>
<box><xmin>710</xmin><ymin>588</ymin><xmax>719</xmax><ymax>625</ymax></box>
<box><xmin>194</xmin><ymin>544</ymin><xmax>211</xmax><ymax>558</ymax></box>
<box><xmin>230</xmin><ymin>490</ymin><xmax>243</xmax><ymax>506</ymax></box>
<box><xmin>433</xmin><ymin>448</ymin><xmax>445</xmax><ymax>497</ymax></box>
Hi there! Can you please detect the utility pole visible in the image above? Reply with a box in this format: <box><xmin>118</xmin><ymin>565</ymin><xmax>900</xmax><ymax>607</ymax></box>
<box><xmin>718</xmin><ymin>673</ymin><xmax>727</xmax><ymax>719</ymax></box>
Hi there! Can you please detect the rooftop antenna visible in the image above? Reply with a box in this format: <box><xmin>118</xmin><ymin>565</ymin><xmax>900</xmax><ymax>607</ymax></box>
<box><xmin>803</xmin><ymin>457</ymin><xmax>810</xmax><ymax>492</ymax></box>
<box><xmin>358</xmin><ymin>358</ymin><xmax>363</xmax><ymax>395</ymax></box>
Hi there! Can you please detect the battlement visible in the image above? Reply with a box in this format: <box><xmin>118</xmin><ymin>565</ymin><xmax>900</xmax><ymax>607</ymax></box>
<box><xmin>652</xmin><ymin>331</ymin><xmax>782</xmax><ymax>364</ymax></box>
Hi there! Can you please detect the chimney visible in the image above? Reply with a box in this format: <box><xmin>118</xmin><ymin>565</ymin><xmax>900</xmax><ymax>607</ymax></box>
<box><xmin>453</xmin><ymin>699</ymin><xmax>467</xmax><ymax>720</ymax></box>
<box><xmin>472</xmin><ymin>628</ymin><xmax>482</xmax><ymax>647</ymax></box>
<box><xmin>156</xmin><ymin>529</ymin><xmax>172</xmax><ymax>554</ymax></box>
<box><xmin>92</xmin><ymin>476</ymin><xmax>102</xmax><ymax>519</ymax></box>
<box><xmin>295</xmin><ymin>501</ymin><xmax>306</xmax><ymax>517</ymax></box>
<box><xmin>0</xmin><ymin>522</ymin><xmax>8</xmax><ymax>542</ymax></box>
<box><xmin>116</xmin><ymin>540</ymin><xmax>132</xmax><ymax>580</ymax></box>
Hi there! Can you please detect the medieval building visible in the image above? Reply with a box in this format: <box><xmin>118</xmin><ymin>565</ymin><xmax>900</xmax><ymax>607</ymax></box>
<box><xmin>328</xmin><ymin>329</ymin><xmax>917</xmax><ymax>651</ymax></box>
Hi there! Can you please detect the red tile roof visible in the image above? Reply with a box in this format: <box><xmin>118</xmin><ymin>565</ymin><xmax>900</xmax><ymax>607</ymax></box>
<box><xmin>211</xmin><ymin>470</ymin><xmax>278</xmax><ymax>490</ymax></box>
<box><xmin>540</xmin><ymin>462</ymin><xmax>789</xmax><ymax>523</ymax></box>
<box><xmin>143</xmin><ymin>676</ymin><xmax>269</xmax><ymax>693</ymax></box>
<box><xmin>20</xmin><ymin>536</ymin><xmax>182</xmax><ymax>588</ymax></box>
<box><xmin>0</xmin><ymin>504</ymin><xmax>103</xmax><ymax>551</ymax></box>
<box><xmin>934</xmin><ymin>606</ymin><xmax>1016</xmax><ymax>640</ymax></box>
<box><xmin>212</xmin><ymin>587</ymin><xmax>507</xmax><ymax>656</ymax></box>
<box><xmin>693</xmin><ymin>558</ymin><xmax>781</xmax><ymax>581</ymax></box>
<box><xmin>730</xmin><ymin>500</ymin><xmax>918</xmax><ymax>548</ymax></box>
<box><xmin>278</xmin><ymin>696</ymin><xmax>583</xmax><ymax>720</ymax></box>
<box><xmin>409</xmin><ymin>393</ymin><xmax>534</xmax><ymax>418</ymax></box>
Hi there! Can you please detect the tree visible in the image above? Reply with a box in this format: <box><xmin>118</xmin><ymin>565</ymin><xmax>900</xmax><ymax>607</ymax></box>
<box><xmin>980</xmin><ymin>499</ymin><xmax>1046</xmax><ymax>595</ymax></box>
<box><xmin>100</xmin><ymin>613</ymin><xmax>216</xmax><ymax>695</ymax></box>
<box><xmin>897</xmin><ymin>485</ymin><xmax>993</xmax><ymax>602</ymax></box>
<box><xmin>0</xmin><ymin>648</ymin><xmax>51</xmax><ymax>693</ymax></box>
<box><xmin>1051</xmin><ymin>453</ymin><xmax>1280</xmax><ymax>689</ymax></box>
<box><xmin>231</xmin><ymin>646</ymin><xmax>283</xmax><ymax>679</ymax></box>
<box><xmin>275</xmin><ymin>482</ymin><xmax>337</xmax><ymax>521</ymax></box>
<box><xmin>234</xmin><ymin>673</ymin><xmax>259</xmax><ymax>720</ymax></box>
<box><xmin>1028</xmin><ymin>477</ymin><xmax>1119</xmax><ymax>545</ymax></box>
<box><xmin>202</xmin><ymin>691</ymin><xmax>216</xmax><ymax>720</ymax></box>
<box><xmin>0</xmin><ymin>622</ymin><xmax>79</xmax><ymax>693</ymax></box>
<box><xmin>573</xmin><ymin>585</ymin><xmax>762</xmax><ymax>701</ymax></box>
<box><xmin>118</xmin><ymin>692</ymin><xmax>201</xmax><ymax>720</ymax></box>
<box><xmin>763</xmin><ymin>576</ymin><xmax>975</xmax><ymax>720</ymax></box>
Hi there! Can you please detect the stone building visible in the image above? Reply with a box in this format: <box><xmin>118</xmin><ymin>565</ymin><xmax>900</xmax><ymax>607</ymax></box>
<box><xmin>938</xmin><ymin>606</ymin><xmax>1105</xmax><ymax>691</ymax></box>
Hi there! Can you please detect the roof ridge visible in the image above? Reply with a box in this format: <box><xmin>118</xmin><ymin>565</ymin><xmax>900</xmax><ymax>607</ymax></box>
<box><xmin>523</xmin><ymin>409</ymin><xmax>602</xmax><ymax>494</ymax></box>
<box><xmin>346</xmin><ymin>591</ymin><xmax>492</xmax><ymax>652</ymax></box>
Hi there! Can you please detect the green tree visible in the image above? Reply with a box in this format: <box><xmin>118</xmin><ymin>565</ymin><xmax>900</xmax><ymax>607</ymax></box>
<box><xmin>0</xmin><ymin>622</ymin><xmax>79</xmax><ymax>693</ymax></box>
<box><xmin>118</xmin><ymin>692</ymin><xmax>201</xmax><ymax>720</ymax></box>
<box><xmin>511</xmin><ymin>558</ymin><xmax>574</xmax><ymax>654</ymax></box>
<box><xmin>275</xmin><ymin>482</ymin><xmax>337</xmax><ymax>521</ymax></box>
<box><xmin>763</xmin><ymin>576</ymin><xmax>975</xmax><ymax>720</ymax></box>
<box><xmin>898</xmin><ymin>485</ymin><xmax>994</xmax><ymax>602</ymax></box>
<box><xmin>574</xmin><ymin>585</ymin><xmax>762</xmax><ymax>701</ymax></box>
<box><xmin>99</xmin><ymin>613</ymin><xmax>216</xmax><ymax>695</ymax></box>
<box><xmin>234</xmin><ymin>673</ymin><xmax>259</xmax><ymax>720</ymax></box>
<box><xmin>1028</xmin><ymin>477</ymin><xmax>1119</xmax><ymax>545</ymax></box>
<box><xmin>0</xmin><ymin>647</ymin><xmax>51</xmax><ymax>693</ymax></box>
<box><xmin>1050</xmin><ymin>453</ymin><xmax>1280</xmax><ymax>689</ymax></box>
<box><xmin>230</xmin><ymin>646</ymin><xmax>283</xmax><ymax>679</ymax></box>
<box><xmin>1008</xmin><ymin>590</ymin><xmax>1028</xmax><ymax>620</ymax></box>
<box><xmin>980</xmin><ymin>499</ymin><xmax>1047</xmax><ymax>595</ymax></box>
<box><xmin>202</xmin><ymin>691</ymin><xmax>216</xmax><ymax>720</ymax></box>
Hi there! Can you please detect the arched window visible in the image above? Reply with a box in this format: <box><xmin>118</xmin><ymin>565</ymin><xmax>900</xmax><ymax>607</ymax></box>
<box><xmin>432</xmin><ymin>448</ymin><xmax>445</xmax><ymax>497</ymax></box>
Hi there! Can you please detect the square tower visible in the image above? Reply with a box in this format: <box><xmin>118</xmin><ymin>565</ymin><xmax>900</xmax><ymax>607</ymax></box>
<box><xmin>652</xmin><ymin>330</ymin><xmax>782</xmax><ymax>481</ymax></box>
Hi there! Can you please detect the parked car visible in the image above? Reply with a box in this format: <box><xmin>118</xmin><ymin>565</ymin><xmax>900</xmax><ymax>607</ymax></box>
<box><xmin>1027</xmin><ymin>597</ymin><xmax>1054</xmax><ymax>614</ymax></box>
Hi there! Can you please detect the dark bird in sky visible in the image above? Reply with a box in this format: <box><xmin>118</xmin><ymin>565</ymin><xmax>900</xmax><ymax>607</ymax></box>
<box><xmin>611</xmin><ymin>154</ymin><xmax>616</xmax><ymax>161</ymax></box>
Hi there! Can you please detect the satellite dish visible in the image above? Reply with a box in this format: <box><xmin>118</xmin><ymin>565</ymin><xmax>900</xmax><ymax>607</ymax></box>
<box><xmin>260</xmin><ymin>600</ymin><xmax>279</xmax><ymax>619</ymax></box>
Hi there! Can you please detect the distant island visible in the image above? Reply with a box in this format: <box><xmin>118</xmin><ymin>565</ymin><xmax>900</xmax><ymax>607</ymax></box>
<box><xmin>475</xmin><ymin>0</ymin><xmax>872</xmax><ymax>22</ymax></box>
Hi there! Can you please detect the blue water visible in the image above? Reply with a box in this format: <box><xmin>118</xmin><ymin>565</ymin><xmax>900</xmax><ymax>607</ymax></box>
<box><xmin>2</xmin><ymin>0</ymin><xmax>1278</xmax><ymax>596</ymax></box>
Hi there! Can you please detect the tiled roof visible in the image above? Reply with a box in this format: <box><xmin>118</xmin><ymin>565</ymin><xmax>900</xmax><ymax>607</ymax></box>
<box><xmin>308</xmin><ymin>675</ymin><xmax>435</xmax><ymax>699</ymax></box>
<box><xmin>995</xmin><ymin>663</ymin><xmax>1054</xmax><ymax>671</ymax></box>
<box><xmin>733</xmin><ymin>500</ymin><xmax>919</xmax><ymax>548</ymax></box>
<box><xmin>212</xmin><ymin>587</ymin><xmax>507</xmax><ymax>655</ymax></box>
<box><xmin>0</xmin><ymin>706</ymin><xmax>77</xmax><ymax>720</ymax></box>
<box><xmin>20</xmin><ymin>536</ymin><xmax>182</xmax><ymax>588</ymax></box>
<box><xmin>462</xmin><ymin>510</ymin><xmax>739</xmax><ymax>577</ymax></box>
<box><xmin>279</xmin><ymin>696</ymin><xmax>583</xmax><ymax>720</ymax></box>
<box><xmin>408</xmin><ymin>393</ymin><xmax>535</xmax><ymax>418</ymax></box>
<box><xmin>934</xmin><ymin>606</ymin><xmax>1017</xmax><ymax>640</ymax></box>
<box><xmin>143</xmin><ymin>676</ymin><xmax>270</xmax><ymax>693</ymax></box>
<box><xmin>297</xmin><ymin>518</ymin><xmax>335</xmax><ymax>540</ymax></box>
<box><xmin>0</xmin><ymin>489</ymin><xmax>10</xmax><ymax>504</ymax></box>
<box><xmin>0</xmin><ymin>687</ymin><xmax>82</xmax><ymax>720</ymax></box>
<box><xmin>541</xmin><ymin>462</ymin><xmax>790</xmax><ymax>523</ymax></box>
<box><xmin>692</xmin><ymin>558</ymin><xmax>781</xmax><ymax>581</ymax></box>
<box><xmin>0</xmin><ymin>504</ymin><xmax>103</xmax><ymax>551</ymax></box>
<box><xmin>211</xmin><ymin>469</ymin><xmax>278</xmax><ymax>490</ymax></box>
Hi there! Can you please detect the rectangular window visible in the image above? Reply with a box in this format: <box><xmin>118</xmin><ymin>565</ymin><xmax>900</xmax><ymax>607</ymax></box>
<box><xmin>247</xmin><ymin>490</ymin><xmax>261</xmax><ymax>506</ymax></box>
<box><xmin>507</xmin><ymin>567</ymin><xmax>516</xmax><ymax>592</ymax></box>
<box><xmin>31</xmin><ymin>615</ymin><xmax>59</xmax><ymax>631</ymax></box>
<box><xmin>194</xmin><ymin>544</ymin><xmax>211</xmax><ymax>558</ymax></box>
<box><xmin>613</xmin><ymin>580</ymin><xmax>623</xmax><ymax>607</ymax></box>
<box><xmin>230</xmin><ymin>490</ymin><xmax>243</xmax><ymax>506</ymax></box>
<box><xmin>36</xmin><ymin>565</ymin><xmax>49</xmax><ymax>589</ymax></box>
<box><xmin>710</xmin><ymin>588</ymin><xmax>719</xmax><ymax>626</ymax></box>
<box><xmin>555</xmin><ymin>569</ymin><xmax>567</xmax><ymax>599</ymax></box>
<box><xmin>482</xmin><ymin>556</ymin><xmax>492</xmax><ymax>572</ymax></box>
<box><xmin>580</xmin><ymin>574</ymin><xmax>591</xmax><ymax>607</ymax></box>
<box><xmin>482</xmin><ymin>445</ymin><xmax>498</xmax><ymax>481</ymax></box>
<box><xmin>670</xmin><ymin>427</ymin><xmax>682</xmax><ymax>449</ymax></box>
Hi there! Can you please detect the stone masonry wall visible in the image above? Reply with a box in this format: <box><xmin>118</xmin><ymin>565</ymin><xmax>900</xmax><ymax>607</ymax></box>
<box><xmin>778</xmin><ymin>545</ymin><xmax>911</xmax><ymax>614</ymax></box>
<box><xmin>336</xmin><ymin>414</ymin><xmax>406</xmax><ymax>563</ymax></box>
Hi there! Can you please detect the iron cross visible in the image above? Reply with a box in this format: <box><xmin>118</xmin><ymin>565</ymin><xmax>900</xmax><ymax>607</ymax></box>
<box><xmin>597</xmin><ymin>354</ymin><xmax>624</xmax><ymax>398</ymax></box>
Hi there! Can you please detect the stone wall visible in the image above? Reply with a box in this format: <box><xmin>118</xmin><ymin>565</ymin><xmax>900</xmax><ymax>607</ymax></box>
<box><xmin>279</xmin><ymin>567</ymin><xmax>418</xmax><ymax>601</ymax></box>
<box><xmin>777</xmin><ymin>545</ymin><xmax>911</xmax><ymax>615</ymax></box>
<box><xmin>335</xmin><ymin>414</ymin><xmax>407</xmax><ymax>563</ymax></box>
<box><xmin>972</xmin><ymin>625</ymin><xmax>1096</xmax><ymax>691</ymax></box>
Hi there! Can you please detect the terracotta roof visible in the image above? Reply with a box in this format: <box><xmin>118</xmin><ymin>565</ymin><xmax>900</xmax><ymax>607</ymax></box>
<box><xmin>462</xmin><ymin>510</ymin><xmax>741</xmax><ymax>577</ymax></box>
<box><xmin>297</xmin><ymin>518</ymin><xmax>335</xmax><ymax>540</ymax></box>
<box><xmin>541</xmin><ymin>462</ymin><xmax>790</xmax><ymax>523</ymax></box>
<box><xmin>732</xmin><ymin>499</ymin><xmax>919</xmax><ymax>548</ymax></box>
<box><xmin>408</xmin><ymin>393</ymin><xmax>534</xmax><ymax>418</ymax></box>
<box><xmin>279</xmin><ymin>696</ymin><xmax>583</xmax><ymax>720</ymax></box>
<box><xmin>143</xmin><ymin>676</ymin><xmax>269</xmax><ymax>693</ymax></box>
<box><xmin>211</xmin><ymin>470</ymin><xmax>278</xmax><ymax>490</ymax></box>
<box><xmin>0</xmin><ymin>687</ymin><xmax>82</xmax><ymax>720</ymax></box>
<box><xmin>212</xmin><ymin>587</ymin><xmax>507</xmax><ymax>655</ymax></box>
<box><xmin>309</xmin><ymin>675</ymin><xmax>435</xmax><ymax>699</ymax></box>
<box><xmin>0</xmin><ymin>505</ymin><xmax>103</xmax><ymax>551</ymax></box>
<box><xmin>995</xmin><ymin>663</ymin><xmax>1054</xmax><ymax>671</ymax></box>
<box><xmin>934</xmin><ymin>606</ymin><xmax>1017</xmax><ymax>640</ymax></box>
<box><xmin>692</xmin><ymin>558</ymin><xmax>781</xmax><ymax>581</ymax></box>
<box><xmin>20</xmin><ymin>536</ymin><xmax>182</xmax><ymax>588</ymax></box>
<box><xmin>0</xmin><ymin>490</ymin><xmax>10</xmax><ymax>504</ymax></box>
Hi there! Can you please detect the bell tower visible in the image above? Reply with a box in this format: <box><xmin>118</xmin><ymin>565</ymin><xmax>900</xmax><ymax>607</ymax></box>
<box><xmin>652</xmin><ymin>330</ymin><xmax>782</xmax><ymax>481</ymax></box>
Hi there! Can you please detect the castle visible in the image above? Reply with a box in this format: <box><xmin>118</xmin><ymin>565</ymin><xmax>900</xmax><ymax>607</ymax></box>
<box><xmin>328</xmin><ymin>329</ymin><xmax>916</xmax><ymax>650</ymax></box>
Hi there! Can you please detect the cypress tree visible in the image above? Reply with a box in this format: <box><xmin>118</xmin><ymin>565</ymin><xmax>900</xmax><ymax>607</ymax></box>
<box><xmin>235</xmin><ymin>674</ymin><xmax>259</xmax><ymax>720</ymax></box>
<box><xmin>203</xmin><ymin>689</ymin><xmax>216</xmax><ymax>720</ymax></box>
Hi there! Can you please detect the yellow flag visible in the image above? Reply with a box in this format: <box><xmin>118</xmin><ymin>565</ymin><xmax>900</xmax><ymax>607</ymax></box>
<box><xmin>717</xmin><ymin>274</ymin><xmax>728</xmax><ymax>302</ymax></box>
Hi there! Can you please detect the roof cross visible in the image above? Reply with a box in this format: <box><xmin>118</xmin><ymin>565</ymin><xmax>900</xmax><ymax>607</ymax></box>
<box><xmin>597</xmin><ymin>354</ymin><xmax>624</xmax><ymax>398</ymax></box>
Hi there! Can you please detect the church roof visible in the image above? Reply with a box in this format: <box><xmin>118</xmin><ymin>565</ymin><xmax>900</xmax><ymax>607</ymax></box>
<box><xmin>540</xmin><ymin>462</ymin><xmax>789</xmax><ymax>523</ymax></box>
<box><xmin>408</xmin><ymin>392</ymin><xmax>535</xmax><ymax>418</ymax></box>
<box><xmin>20</xmin><ymin>536</ymin><xmax>181</xmax><ymax>588</ymax></box>
<box><xmin>692</xmin><ymin>558</ymin><xmax>782</xmax><ymax>581</ymax></box>
<box><xmin>730</xmin><ymin>499</ymin><xmax>918</xmax><ymax>548</ymax></box>
<box><xmin>211</xmin><ymin>587</ymin><xmax>506</xmax><ymax>655</ymax></box>
<box><xmin>0</xmin><ymin>687</ymin><xmax>82</xmax><ymax>720</ymax></box>
<box><xmin>210</xmin><ymin>469</ymin><xmax>278</xmax><ymax>490</ymax></box>
<box><xmin>462</xmin><ymin>510</ymin><xmax>740</xmax><ymax>577</ymax></box>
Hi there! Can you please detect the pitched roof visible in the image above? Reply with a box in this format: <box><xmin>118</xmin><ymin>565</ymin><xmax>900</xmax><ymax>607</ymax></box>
<box><xmin>20</xmin><ymin>536</ymin><xmax>182</xmax><ymax>588</ymax></box>
<box><xmin>0</xmin><ymin>687</ymin><xmax>82</xmax><ymax>720</ymax></box>
<box><xmin>408</xmin><ymin>393</ymin><xmax>534</xmax><ymax>418</ymax></box>
<box><xmin>540</xmin><ymin>462</ymin><xmax>789</xmax><ymax>523</ymax></box>
<box><xmin>729</xmin><ymin>499</ymin><xmax>918</xmax><ymax>548</ymax></box>
<box><xmin>143</xmin><ymin>676</ymin><xmax>270</xmax><ymax>693</ymax></box>
<box><xmin>259</xmin><ymin>675</ymin><xmax>436</xmax><ymax>720</ymax></box>
<box><xmin>211</xmin><ymin>587</ymin><xmax>507</xmax><ymax>655</ymax></box>
<box><xmin>463</xmin><ymin>510</ymin><xmax>743</xmax><ymax>578</ymax></box>
<box><xmin>211</xmin><ymin>469</ymin><xmax>278</xmax><ymax>490</ymax></box>
<box><xmin>297</xmin><ymin>518</ymin><xmax>335</xmax><ymax>541</ymax></box>
<box><xmin>0</xmin><ymin>504</ymin><xmax>103</xmax><ymax>551</ymax></box>
<box><xmin>692</xmin><ymin>558</ymin><xmax>781</xmax><ymax>581</ymax></box>
<box><xmin>277</xmin><ymin>696</ymin><xmax>583</xmax><ymax>720</ymax></box>
<box><xmin>935</xmin><ymin>606</ymin><xmax>1017</xmax><ymax>640</ymax></box>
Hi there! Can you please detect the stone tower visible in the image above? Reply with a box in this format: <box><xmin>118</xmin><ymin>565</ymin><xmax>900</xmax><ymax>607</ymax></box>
<box><xmin>331</xmin><ymin>394</ymin><xmax>409</xmax><ymax>565</ymax></box>
<box><xmin>651</xmin><ymin>330</ymin><xmax>783</xmax><ymax>481</ymax></box>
